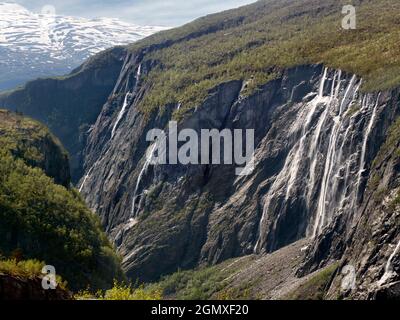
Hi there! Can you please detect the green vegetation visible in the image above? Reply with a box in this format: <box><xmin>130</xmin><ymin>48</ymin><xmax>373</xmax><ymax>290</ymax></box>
<box><xmin>0</xmin><ymin>109</ymin><xmax>70</xmax><ymax>184</ymax></box>
<box><xmin>149</xmin><ymin>257</ymin><xmax>252</xmax><ymax>300</ymax></box>
<box><xmin>372</xmin><ymin>116</ymin><xmax>400</xmax><ymax>167</ymax></box>
<box><xmin>0</xmin><ymin>111</ymin><xmax>124</xmax><ymax>292</ymax></box>
<box><xmin>152</xmin><ymin>267</ymin><xmax>230</xmax><ymax>300</ymax></box>
<box><xmin>284</xmin><ymin>263</ymin><xmax>338</xmax><ymax>300</ymax></box>
<box><xmin>0</xmin><ymin>110</ymin><xmax>57</xmax><ymax>161</ymax></box>
<box><xmin>125</xmin><ymin>0</ymin><xmax>400</xmax><ymax>116</ymax></box>
<box><xmin>368</xmin><ymin>116</ymin><xmax>400</xmax><ymax>200</ymax></box>
<box><xmin>0</xmin><ymin>259</ymin><xmax>67</xmax><ymax>290</ymax></box>
<box><xmin>0</xmin><ymin>259</ymin><xmax>43</xmax><ymax>278</ymax></box>
<box><xmin>76</xmin><ymin>281</ymin><xmax>162</xmax><ymax>300</ymax></box>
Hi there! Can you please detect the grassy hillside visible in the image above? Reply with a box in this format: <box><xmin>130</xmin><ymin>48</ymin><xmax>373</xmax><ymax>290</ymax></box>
<box><xmin>0</xmin><ymin>111</ymin><xmax>124</xmax><ymax>291</ymax></box>
<box><xmin>0</xmin><ymin>109</ymin><xmax>70</xmax><ymax>186</ymax></box>
<box><xmin>126</xmin><ymin>0</ymin><xmax>400</xmax><ymax>115</ymax></box>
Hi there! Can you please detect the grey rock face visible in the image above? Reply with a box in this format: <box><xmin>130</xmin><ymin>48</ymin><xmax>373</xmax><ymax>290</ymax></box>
<box><xmin>79</xmin><ymin>58</ymin><xmax>399</xmax><ymax>286</ymax></box>
<box><xmin>323</xmin><ymin>92</ymin><xmax>400</xmax><ymax>299</ymax></box>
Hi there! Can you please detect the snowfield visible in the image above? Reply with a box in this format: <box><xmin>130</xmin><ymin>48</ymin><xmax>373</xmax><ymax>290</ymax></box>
<box><xmin>0</xmin><ymin>2</ymin><xmax>167</xmax><ymax>90</ymax></box>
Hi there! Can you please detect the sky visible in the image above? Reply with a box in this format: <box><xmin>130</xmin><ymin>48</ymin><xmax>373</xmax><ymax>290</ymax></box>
<box><xmin>10</xmin><ymin>0</ymin><xmax>257</xmax><ymax>26</ymax></box>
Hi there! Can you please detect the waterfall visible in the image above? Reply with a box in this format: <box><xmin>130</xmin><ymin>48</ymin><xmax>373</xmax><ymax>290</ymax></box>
<box><xmin>285</xmin><ymin>68</ymin><xmax>329</xmax><ymax>199</ymax></box>
<box><xmin>111</xmin><ymin>92</ymin><xmax>130</xmax><ymax>139</ymax></box>
<box><xmin>312</xmin><ymin>75</ymin><xmax>358</xmax><ymax>237</ymax></box>
<box><xmin>378</xmin><ymin>239</ymin><xmax>400</xmax><ymax>286</ymax></box>
<box><xmin>254</xmin><ymin>68</ymin><xmax>330</xmax><ymax>253</ymax></box>
<box><xmin>78</xmin><ymin>165</ymin><xmax>94</xmax><ymax>192</ymax></box>
<box><xmin>253</xmin><ymin>66</ymin><xmax>384</xmax><ymax>253</ymax></box>
<box><xmin>355</xmin><ymin>94</ymin><xmax>381</xmax><ymax>200</ymax></box>
<box><xmin>130</xmin><ymin>143</ymin><xmax>157</xmax><ymax>217</ymax></box>
<box><xmin>110</xmin><ymin>65</ymin><xmax>141</xmax><ymax>139</ymax></box>
<box><xmin>307</xmin><ymin>70</ymin><xmax>342</xmax><ymax>205</ymax></box>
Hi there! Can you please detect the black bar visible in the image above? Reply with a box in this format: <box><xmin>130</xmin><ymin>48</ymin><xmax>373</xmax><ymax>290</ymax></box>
<box><xmin>0</xmin><ymin>300</ymin><xmax>398</xmax><ymax>319</ymax></box>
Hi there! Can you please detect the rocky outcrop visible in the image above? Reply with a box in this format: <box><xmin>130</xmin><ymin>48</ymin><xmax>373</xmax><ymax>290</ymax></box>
<box><xmin>0</xmin><ymin>274</ymin><xmax>72</xmax><ymax>300</ymax></box>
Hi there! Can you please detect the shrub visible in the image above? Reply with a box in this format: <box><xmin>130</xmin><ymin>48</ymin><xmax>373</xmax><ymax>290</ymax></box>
<box><xmin>76</xmin><ymin>281</ymin><xmax>162</xmax><ymax>300</ymax></box>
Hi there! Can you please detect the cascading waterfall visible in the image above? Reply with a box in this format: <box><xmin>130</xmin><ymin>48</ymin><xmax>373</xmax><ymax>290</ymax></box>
<box><xmin>307</xmin><ymin>70</ymin><xmax>342</xmax><ymax>205</ymax></box>
<box><xmin>109</xmin><ymin>64</ymin><xmax>146</xmax><ymax>234</ymax></box>
<box><xmin>130</xmin><ymin>143</ymin><xmax>157</xmax><ymax>217</ymax></box>
<box><xmin>136</xmin><ymin>63</ymin><xmax>142</xmax><ymax>79</ymax></box>
<box><xmin>285</xmin><ymin>68</ymin><xmax>329</xmax><ymax>199</ymax></box>
<box><xmin>354</xmin><ymin>93</ymin><xmax>381</xmax><ymax>200</ymax></box>
<box><xmin>312</xmin><ymin>75</ymin><xmax>359</xmax><ymax>237</ymax></box>
<box><xmin>254</xmin><ymin>68</ymin><xmax>330</xmax><ymax>253</ymax></box>
<box><xmin>378</xmin><ymin>239</ymin><xmax>400</xmax><ymax>286</ymax></box>
<box><xmin>110</xmin><ymin>64</ymin><xmax>141</xmax><ymax>139</ymax></box>
<box><xmin>111</xmin><ymin>92</ymin><xmax>130</xmax><ymax>139</ymax></box>
<box><xmin>254</xmin><ymin>67</ymin><xmax>383</xmax><ymax>253</ymax></box>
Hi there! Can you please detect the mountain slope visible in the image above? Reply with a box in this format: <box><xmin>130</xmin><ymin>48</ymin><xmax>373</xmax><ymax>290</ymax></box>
<box><xmin>0</xmin><ymin>2</ymin><xmax>166</xmax><ymax>91</ymax></box>
<box><xmin>0</xmin><ymin>47</ymin><xmax>127</xmax><ymax>181</ymax></box>
<box><xmin>1</xmin><ymin>0</ymin><xmax>399</xmax><ymax>299</ymax></box>
<box><xmin>0</xmin><ymin>109</ymin><xmax>70</xmax><ymax>186</ymax></box>
<box><xmin>126</xmin><ymin>0</ymin><xmax>400</xmax><ymax>114</ymax></box>
<box><xmin>0</xmin><ymin>110</ymin><xmax>124</xmax><ymax>291</ymax></box>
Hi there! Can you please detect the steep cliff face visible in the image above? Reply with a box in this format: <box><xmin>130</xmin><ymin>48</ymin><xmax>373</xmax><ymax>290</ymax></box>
<box><xmin>79</xmin><ymin>59</ymin><xmax>399</xmax><ymax>287</ymax></box>
<box><xmin>0</xmin><ymin>47</ymin><xmax>127</xmax><ymax>181</ymax></box>
<box><xmin>325</xmin><ymin>114</ymin><xmax>400</xmax><ymax>300</ymax></box>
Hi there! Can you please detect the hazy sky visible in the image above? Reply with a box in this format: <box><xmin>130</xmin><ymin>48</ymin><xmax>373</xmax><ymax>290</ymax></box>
<box><xmin>10</xmin><ymin>0</ymin><xmax>257</xmax><ymax>26</ymax></box>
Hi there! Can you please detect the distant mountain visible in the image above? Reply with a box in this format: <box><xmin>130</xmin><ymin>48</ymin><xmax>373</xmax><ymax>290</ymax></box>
<box><xmin>0</xmin><ymin>2</ymin><xmax>167</xmax><ymax>91</ymax></box>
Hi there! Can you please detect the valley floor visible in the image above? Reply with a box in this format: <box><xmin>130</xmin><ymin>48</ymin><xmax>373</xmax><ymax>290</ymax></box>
<box><xmin>154</xmin><ymin>239</ymin><xmax>339</xmax><ymax>300</ymax></box>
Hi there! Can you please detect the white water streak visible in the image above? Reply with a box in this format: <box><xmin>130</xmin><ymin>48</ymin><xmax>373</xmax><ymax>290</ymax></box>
<box><xmin>254</xmin><ymin>68</ymin><xmax>329</xmax><ymax>253</ymax></box>
<box><xmin>307</xmin><ymin>70</ymin><xmax>341</xmax><ymax>206</ymax></box>
<box><xmin>378</xmin><ymin>239</ymin><xmax>400</xmax><ymax>286</ymax></box>
<box><xmin>78</xmin><ymin>165</ymin><xmax>94</xmax><ymax>193</ymax></box>
<box><xmin>285</xmin><ymin>68</ymin><xmax>329</xmax><ymax>199</ymax></box>
<box><xmin>130</xmin><ymin>143</ymin><xmax>157</xmax><ymax>217</ymax></box>
<box><xmin>111</xmin><ymin>92</ymin><xmax>130</xmax><ymax>139</ymax></box>
<box><xmin>355</xmin><ymin>94</ymin><xmax>381</xmax><ymax>196</ymax></box>
<box><xmin>111</xmin><ymin>65</ymin><xmax>141</xmax><ymax>139</ymax></box>
<box><xmin>136</xmin><ymin>64</ymin><xmax>142</xmax><ymax>80</ymax></box>
<box><xmin>312</xmin><ymin>75</ymin><xmax>357</xmax><ymax>237</ymax></box>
